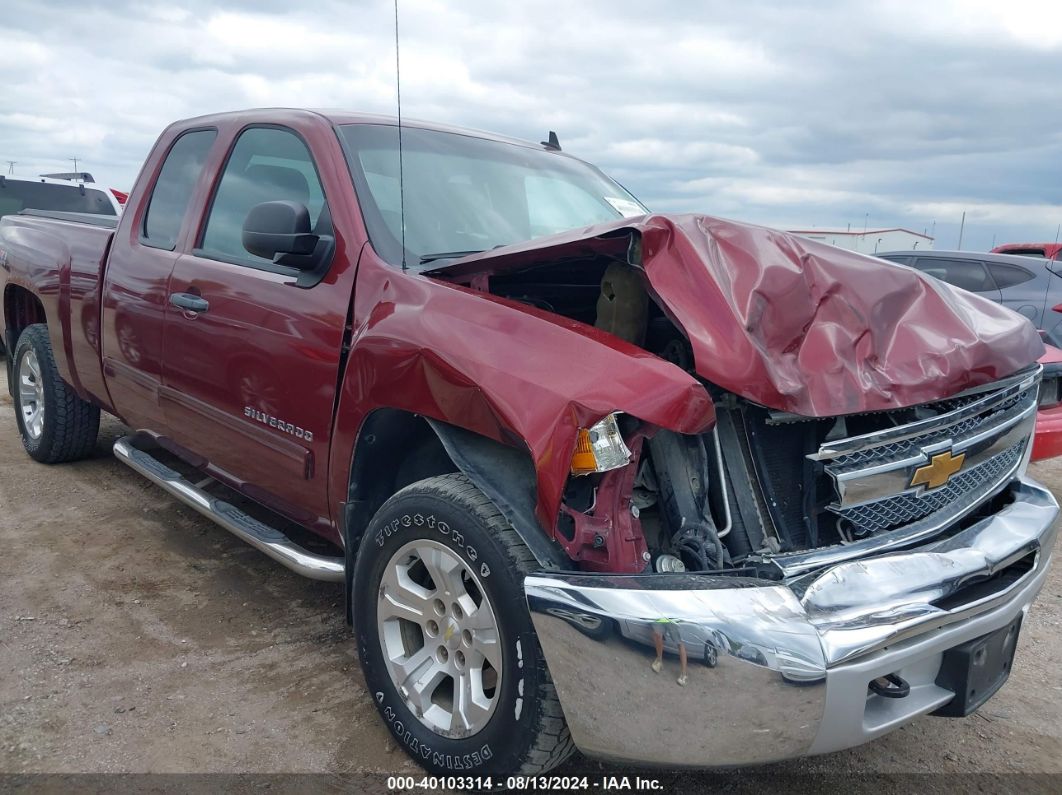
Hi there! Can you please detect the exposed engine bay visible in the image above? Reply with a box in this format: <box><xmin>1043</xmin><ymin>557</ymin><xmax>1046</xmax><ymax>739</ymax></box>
<box><xmin>436</xmin><ymin>252</ymin><xmax>1041</xmax><ymax>577</ymax></box>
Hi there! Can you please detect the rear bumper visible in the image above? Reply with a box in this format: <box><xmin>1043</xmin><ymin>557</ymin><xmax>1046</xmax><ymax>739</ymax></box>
<box><xmin>524</xmin><ymin>477</ymin><xmax>1058</xmax><ymax>767</ymax></box>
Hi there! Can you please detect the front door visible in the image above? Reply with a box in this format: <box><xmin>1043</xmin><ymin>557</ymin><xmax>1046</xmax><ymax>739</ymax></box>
<box><xmin>986</xmin><ymin>260</ymin><xmax>1050</xmax><ymax>327</ymax></box>
<box><xmin>160</xmin><ymin>126</ymin><xmax>350</xmax><ymax>531</ymax></box>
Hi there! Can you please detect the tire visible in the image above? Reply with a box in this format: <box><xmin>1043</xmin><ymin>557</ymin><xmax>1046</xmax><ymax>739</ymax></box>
<box><xmin>353</xmin><ymin>473</ymin><xmax>575</xmax><ymax>776</ymax></box>
<box><xmin>12</xmin><ymin>324</ymin><xmax>100</xmax><ymax>463</ymax></box>
<box><xmin>544</xmin><ymin>607</ymin><xmax>614</xmax><ymax>641</ymax></box>
<box><xmin>703</xmin><ymin>642</ymin><xmax>718</xmax><ymax>669</ymax></box>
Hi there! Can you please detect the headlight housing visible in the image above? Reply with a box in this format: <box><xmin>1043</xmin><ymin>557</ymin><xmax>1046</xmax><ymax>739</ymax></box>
<box><xmin>570</xmin><ymin>413</ymin><xmax>632</xmax><ymax>476</ymax></box>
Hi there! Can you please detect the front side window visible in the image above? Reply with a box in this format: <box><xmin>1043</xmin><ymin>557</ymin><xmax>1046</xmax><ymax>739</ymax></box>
<box><xmin>913</xmin><ymin>257</ymin><xmax>997</xmax><ymax>293</ymax></box>
<box><xmin>143</xmin><ymin>129</ymin><xmax>217</xmax><ymax>249</ymax></box>
<box><xmin>340</xmin><ymin>124</ymin><xmax>646</xmax><ymax>267</ymax></box>
<box><xmin>199</xmin><ymin>127</ymin><xmax>326</xmax><ymax>265</ymax></box>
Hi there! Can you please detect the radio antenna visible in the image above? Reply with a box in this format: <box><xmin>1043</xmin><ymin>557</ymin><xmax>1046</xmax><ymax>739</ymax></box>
<box><xmin>394</xmin><ymin>0</ymin><xmax>407</xmax><ymax>270</ymax></box>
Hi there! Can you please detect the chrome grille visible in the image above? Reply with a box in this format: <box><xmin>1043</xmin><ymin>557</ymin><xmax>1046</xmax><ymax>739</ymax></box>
<box><xmin>830</xmin><ymin>387</ymin><xmax>1034</xmax><ymax>470</ymax></box>
<box><xmin>815</xmin><ymin>368</ymin><xmax>1040</xmax><ymax>537</ymax></box>
<box><xmin>831</xmin><ymin>442</ymin><xmax>1025</xmax><ymax>534</ymax></box>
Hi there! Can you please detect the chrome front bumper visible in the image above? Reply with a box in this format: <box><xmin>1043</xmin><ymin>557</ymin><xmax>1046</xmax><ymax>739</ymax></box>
<box><xmin>524</xmin><ymin>477</ymin><xmax>1058</xmax><ymax>767</ymax></box>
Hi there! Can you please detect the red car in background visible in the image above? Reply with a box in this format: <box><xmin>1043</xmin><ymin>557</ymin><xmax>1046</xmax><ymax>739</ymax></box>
<box><xmin>993</xmin><ymin>242</ymin><xmax>1062</xmax><ymax>263</ymax></box>
<box><xmin>1035</xmin><ymin>345</ymin><xmax>1062</xmax><ymax>460</ymax></box>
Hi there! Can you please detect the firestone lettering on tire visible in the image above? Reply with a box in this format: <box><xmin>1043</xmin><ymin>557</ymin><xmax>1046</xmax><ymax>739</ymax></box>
<box><xmin>375</xmin><ymin>513</ymin><xmax>487</xmax><ymax>576</ymax></box>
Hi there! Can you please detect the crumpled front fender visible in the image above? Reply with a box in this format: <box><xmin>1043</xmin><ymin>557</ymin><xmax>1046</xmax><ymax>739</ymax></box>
<box><xmin>329</xmin><ymin>248</ymin><xmax>713</xmax><ymax>545</ymax></box>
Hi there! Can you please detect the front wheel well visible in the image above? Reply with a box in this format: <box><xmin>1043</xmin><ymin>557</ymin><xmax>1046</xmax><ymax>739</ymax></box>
<box><xmin>342</xmin><ymin>409</ymin><xmax>570</xmax><ymax>622</ymax></box>
<box><xmin>344</xmin><ymin>410</ymin><xmax>460</xmax><ymax>552</ymax></box>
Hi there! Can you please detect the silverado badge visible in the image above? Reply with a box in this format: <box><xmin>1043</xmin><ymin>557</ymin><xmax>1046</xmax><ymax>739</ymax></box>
<box><xmin>244</xmin><ymin>406</ymin><xmax>313</xmax><ymax>442</ymax></box>
<box><xmin>909</xmin><ymin>449</ymin><xmax>966</xmax><ymax>490</ymax></box>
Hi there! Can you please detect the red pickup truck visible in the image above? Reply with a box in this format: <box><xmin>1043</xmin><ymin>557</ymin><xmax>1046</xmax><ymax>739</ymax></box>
<box><xmin>1</xmin><ymin>109</ymin><xmax>1057</xmax><ymax>775</ymax></box>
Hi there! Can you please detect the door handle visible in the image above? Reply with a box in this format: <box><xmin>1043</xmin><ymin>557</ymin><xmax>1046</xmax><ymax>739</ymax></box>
<box><xmin>169</xmin><ymin>292</ymin><xmax>210</xmax><ymax>313</ymax></box>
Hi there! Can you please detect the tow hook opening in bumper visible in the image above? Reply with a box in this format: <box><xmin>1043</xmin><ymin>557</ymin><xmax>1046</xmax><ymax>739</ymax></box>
<box><xmin>869</xmin><ymin>673</ymin><xmax>910</xmax><ymax>699</ymax></box>
<box><xmin>524</xmin><ymin>477</ymin><xmax>1058</xmax><ymax>768</ymax></box>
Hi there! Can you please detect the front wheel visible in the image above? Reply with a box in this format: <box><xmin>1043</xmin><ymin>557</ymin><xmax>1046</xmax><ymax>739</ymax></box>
<box><xmin>353</xmin><ymin>473</ymin><xmax>574</xmax><ymax>776</ymax></box>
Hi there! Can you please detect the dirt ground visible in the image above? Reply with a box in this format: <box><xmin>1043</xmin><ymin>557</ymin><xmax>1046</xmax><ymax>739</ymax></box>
<box><xmin>2</xmin><ymin>364</ymin><xmax>1061</xmax><ymax>792</ymax></box>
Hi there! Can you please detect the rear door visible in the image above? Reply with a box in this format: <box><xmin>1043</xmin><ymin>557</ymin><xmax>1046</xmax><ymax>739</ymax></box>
<box><xmin>911</xmin><ymin>256</ymin><xmax>1002</xmax><ymax>303</ymax></box>
<box><xmin>101</xmin><ymin>127</ymin><xmax>217</xmax><ymax>433</ymax></box>
<box><xmin>159</xmin><ymin>124</ymin><xmax>354</xmax><ymax>529</ymax></box>
<box><xmin>984</xmin><ymin>260</ymin><xmax>1048</xmax><ymax>326</ymax></box>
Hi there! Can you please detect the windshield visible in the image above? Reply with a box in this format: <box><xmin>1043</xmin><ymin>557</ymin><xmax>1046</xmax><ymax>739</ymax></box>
<box><xmin>0</xmin><ymin>180</ymin><xmax>117</xmax><ymax>216</ymax></box>
<box><xmin>339</xmin><ymin>124</ymin><xmax>646</xmax><ymax>267</ymax></box>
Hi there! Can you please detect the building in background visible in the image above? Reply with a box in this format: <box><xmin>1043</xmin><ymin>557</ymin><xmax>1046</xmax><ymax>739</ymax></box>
<box><xmin>789</xmin><ymin>227</ymin><xmax>934</xmax><ymax>254</ymax></box>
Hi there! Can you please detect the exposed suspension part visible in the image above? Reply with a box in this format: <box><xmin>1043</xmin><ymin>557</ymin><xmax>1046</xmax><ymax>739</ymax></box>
<box><xmin>647</xmin><ymin>430</ymin><xmax>730</xmax><ymax>571</ymax></box>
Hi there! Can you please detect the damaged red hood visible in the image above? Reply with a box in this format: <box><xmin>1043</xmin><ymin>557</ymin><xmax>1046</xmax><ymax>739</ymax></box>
<box><xmin>429</xmin><ymin>214</ymin><xmax>1044</xmax><ymax>417</ymax></box>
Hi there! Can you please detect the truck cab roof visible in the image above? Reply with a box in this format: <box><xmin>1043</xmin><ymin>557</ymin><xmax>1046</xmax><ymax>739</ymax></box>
<box><xmin>168</xmin><ymin>107</ymin><xmax>562</xmax><ymax>153</ymax></box>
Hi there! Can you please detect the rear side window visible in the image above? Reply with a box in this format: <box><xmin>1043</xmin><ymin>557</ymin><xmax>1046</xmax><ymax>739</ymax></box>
<box><xmin>988</xmin><ymin>262</ymin><xmax>1036</xmax><ymax>289</ymax></box>
<box><xmin>199</xmin><ymin>127</ymin><xmax>326</xmax><ymax>266</ymax></box>
<box><xmin>0</xmin><ymin>180</ymin><xmax>117</xmax><ymax>216</ymax></box>
<box><xmin>142</xmin><ymin>129</ymin><xmax>217</xmax><ymax>250</ymax></box>
<box><xmin>913</xmin><ymin>257</ymin><xmax>997</xmax><ymax>293</ymax></box>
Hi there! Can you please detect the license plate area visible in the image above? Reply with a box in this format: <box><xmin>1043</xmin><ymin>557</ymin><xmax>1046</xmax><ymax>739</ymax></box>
<box><xmin>932</xmin><ymin>615</ymin><xmax>1022</xmax><ymax>717</ymax></box>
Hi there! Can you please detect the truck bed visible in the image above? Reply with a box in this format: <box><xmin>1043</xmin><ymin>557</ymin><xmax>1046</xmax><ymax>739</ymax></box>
<box><xmin>0</xmin><ymin>210</ymin><xmax>117</xmax><ymax>408</ymax></box>
<box><xmin>17</xmin><ymin>208</ymin><xmax>120</xmax><ymax>229</ymax></box>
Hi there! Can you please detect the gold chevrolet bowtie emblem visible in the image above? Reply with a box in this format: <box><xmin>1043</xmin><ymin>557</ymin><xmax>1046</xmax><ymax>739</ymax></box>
<box><xmin>910</xmin><ymin>450</ymin><xmax>966</xmax><ymax>490</ymax></box>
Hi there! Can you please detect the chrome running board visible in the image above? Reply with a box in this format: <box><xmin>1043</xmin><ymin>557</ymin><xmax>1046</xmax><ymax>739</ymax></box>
<box><xmin>113</xmin><ymin>436</ymin><xmax>344</xmax><ymax>582</ymax></box>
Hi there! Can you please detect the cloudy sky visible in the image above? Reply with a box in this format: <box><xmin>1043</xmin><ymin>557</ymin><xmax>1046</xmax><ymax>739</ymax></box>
<box><xmin>3</xmin><ymin>0</ymin><xmax>1060</xmax><ymax>251</ymax></box>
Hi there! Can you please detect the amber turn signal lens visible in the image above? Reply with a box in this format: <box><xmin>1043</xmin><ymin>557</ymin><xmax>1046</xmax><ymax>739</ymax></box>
<box><xmin>570</xmin><ymin>413</ymin><xmax>632</xmax><ymax>476</ymax></box>
<box><xmin>570</xmin><ymin>428</ymin><xmax>600</xmax><ymax>475</ymax></box>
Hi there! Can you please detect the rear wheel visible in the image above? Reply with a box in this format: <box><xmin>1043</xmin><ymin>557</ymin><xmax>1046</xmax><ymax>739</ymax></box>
<box><xmin>353</xmin><ymin>473</ymin><xmax>575</xmax><ymax>775</ymax></box>
<box><xmin>12</xmin><ymin>324</ymin><xmax>100</xmax><ymax>463</ymax></box>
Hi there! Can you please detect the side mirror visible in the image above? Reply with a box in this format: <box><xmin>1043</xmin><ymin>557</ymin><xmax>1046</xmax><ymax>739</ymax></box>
<box><xmin>242</xmin><ymin>201</ymin><xmax>318</xmax><ymax>263</ymax></box>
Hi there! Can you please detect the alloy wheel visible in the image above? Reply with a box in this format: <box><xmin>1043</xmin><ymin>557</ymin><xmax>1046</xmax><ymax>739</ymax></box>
<box><xmin>377</xmin><ymin>538</ymin><xmax>502</xmax><ymax>737</ymax></box>
<box><xmin>18</xmin><ymin>348</ymin><xmax>45</xmax><ymax>439</ymax></box>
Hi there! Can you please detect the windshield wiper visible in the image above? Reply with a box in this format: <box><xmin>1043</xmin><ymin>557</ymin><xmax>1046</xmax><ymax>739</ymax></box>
<box><xmin>418</xmin><ymin>250</ymin><xmax>486</xmax><ymax>264</ymax></box>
